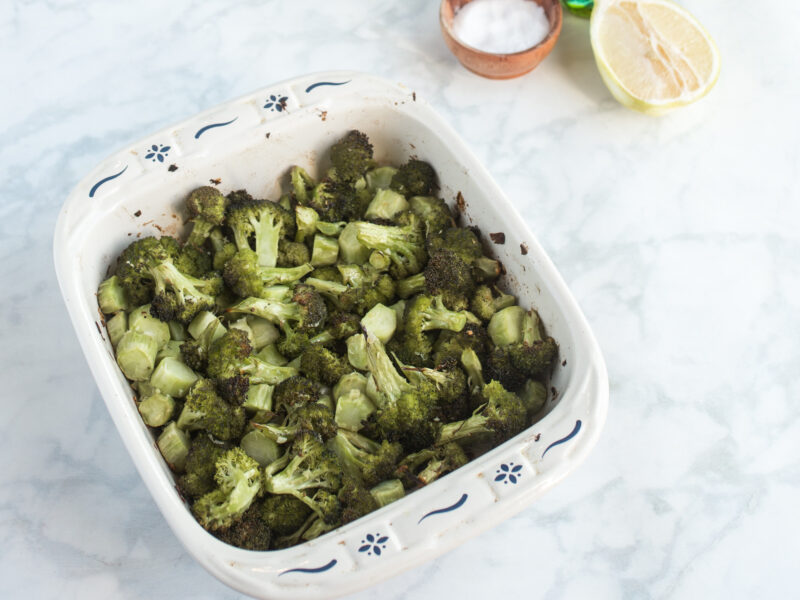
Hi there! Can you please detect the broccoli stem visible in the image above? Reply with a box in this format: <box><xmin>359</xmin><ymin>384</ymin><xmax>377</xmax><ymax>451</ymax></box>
<box><xmin>106</xmin><ymin>311</ymin><xmax>127</xmax><ymax>348</ymax></box>
<box><xmin>521</xmin><ymin>311</ymin><xmax>544</xmax><ymax>344</ymax></box>
<box><xmin>259</xmin><ymin>264</ymin><xmax>314</xmax><ymax>286</ymax></box>
<box><xmin>129</xmin><ymin>304</ymin><xmax>170</xmax><ymax>348</ymax></box>
<box><xmin>116</xmin><ymin>331</ymin><xmax>159</xmax><ymax>381</ymax></box>
<box><xmin>364</xmin><ymin>189</ymin><xmax>408</xmax><ymax>220</ymax></box>
<box><xmin>157</xmin><ymin>340</ymin><xmax>183</xmax><ymax>361</ymax></box>
<box><xmin>346</xmin><ymin>334</ymin><xmax>368</xmax><ymax>370</ymax></box>
<box><xmin>368</xmin><ymin>251</ymin><xmax>391</xmax><ymax>272</ymax></box>
<box><xmin>360</xmin><ymin>303</ymin><xmax>397</xmax><ymax>344</ymax></box>
<box><xmin>241</xmin><ymin>430</ymin><xmax>282</xmax><ymax>466</ymax></box>
<box><xmin>396</xmin><ymin>272</ymin><xmax>425</xmax><ymax>299</ymax></box>
<box><xmin>149</xmin><ymin>357</ymin><xmax>198</xmax><ymax>398</ymax></box>
<box><xmin>520</xmin><ymin>379</ymin><xmax>547</xmax><ymax>415</ymax></box>
<box><xmin>436</xmin><ymin>414</ymin><xmax>492</xmax><ymax>446</ymax></box>
<box><xmin>370</xmin><ymin>479</ymin><xmax>405</xmax><ymax>507</ymax></box>
<box><xmin>157</xmin><ymin>422</ymin><xmax>190</xmax><ymax>471</ymax></box>
<box><xmin>474</xmin><ymin>256</ymin><xmax>502</xmax><ymax>282</ymax></box>
<box><xmin>187</xmin><ymin>311</ymin><xmax>226</xmax><ymax>341</ymax></box>
<box><xmin>316</xmin><ymin>221</ymin><xmax>346</xmax><ymax>237</ymax></box>
<box><xmin>98</xmin><ymin>275</ymin><xmax>129</xmax><ymax>314</ymax></box>
<box><xmin>168</xmin><ymin>321</ymin><xmax>187</xmax><ymax>341</ymax></box>
<box><xmin>138</xmin><ymin>392</ymin><xmax>175</xmax><ymax>427</ymax></box>
<box><xmin>365</xmin><ymin>166</ymin><xmax>398</xmax><ymax>191</ymax></box>
<box><xmin>334</xmin><ymin>388</ymin><xmax>376</xmax><ymax>431</ymax></box>
<box><xmin>311</xmin><ymin>235</ymin><xmax>339</xmax><ymax>267</ymax></box>
<box><xmin>420</xmin><ymin>299</ymin><xmax>468</xmax><ymax>332</ymax></box>
<box><xmin>247</xmin><ymin>316</ymin><xmax>281</xmax><ymax>349</ymax></box>
<box><xmin>364</xmin><ymin>334</ymin><xmax>411</xmax><ymax>407</ymax></box>
<box><xmin>338</xmin><ymin>223</ymin><xmax>371</xmax><ymax>264</ymax></box>
<box><xmin>227</xmin><ymin>297</ymin><xmax>298</xmax><ymax>326</ymax></box>
<box><xmin>295</xmin><ymin>205</ymin><xmax>319</xmax><ymax>242</ymax></box>
<box><xmin>243</xmin><ymin>383</ymin><xmax>274</xmax><ymax>411</ymax></box>
<box><xmin>488</xmin><ymin>306</ymin><xmax>526</xmax><ymax>346</ymax></box>
<box><xmin>244</xmin><ymin>358</ymin><xmax>299</xmax><ymax>385</ymax></box>
<box><xmin>460</xmin><ymin>348</ymin><xmax>486</xmax><ymax>391</ymax></box>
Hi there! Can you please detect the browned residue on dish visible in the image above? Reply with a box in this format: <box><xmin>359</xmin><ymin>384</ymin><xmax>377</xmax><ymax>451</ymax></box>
<box><xmin>95</xmin><ymin>322</ymin><xmax>105</xmax><ymax>339</ymax></box>
<box><xmin>520</xmin><ymin>243</ymin><xmax>529</xmax><ymax>255</ymax></box>
<box><xmin>551</xmin><ymin>387</ymin><xmax>558</xmax><ymax>400</ymax></box>
<box><xmin>133</xmin><ymin>210</ymin><xmax>142</xmax><ymax>217</ymax></box>
<box><xmin>168</xmin><ymin>164</ymin><xmax>178</xmax><ymax>172</ymax></box>
<box><xmin>562</xmin><ymin>359</ymin><xmax>567</xmax><ymax>367</ymax></box>
<box><xmin>210</xmin><ymin>178</ymin><xmax>222</xmax><ymax>185</ymax></box>
<box><xmin>534</xmin><ymin>433</ymin><xmax>541</xmax><ymax>442</ymax></box>
<box><xmin>456</xmin><ymin>191</ymin><xmax>466</xmax><ymax>213</ymax></box>
<box><xmin>265</xmin><ymin>132</ymin><xmax>271</xmax><ymax>139</ymax></box>
<box><xmin>318</xmin><ymin>110</ymin><xmax>328</xmax><ymax>121</ymax></box>
<box><xmin>412</xmin><ymin>91</ymin><xmax>417</xmax><ymax>101</ymax></box>
<box><xmin>489</xmin><ymin>232</ymin><xmax>505</xmax><ymax>244</ymax></box>
<box><xmin>278</xmin><ymin>97</ymin><xmax>288</xmax><ymax>112</ymax></box>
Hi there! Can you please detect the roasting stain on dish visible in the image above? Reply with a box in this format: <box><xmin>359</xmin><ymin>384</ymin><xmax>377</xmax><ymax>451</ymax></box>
<box><xmin>520</xmin><ymin>243</ymin><xmax>529</xmax><ymax>255</ymax></box>
<box><xmin>489</xmin><ymin>232</ymin><xmax>505</xmax><ymax>244</ymax></box>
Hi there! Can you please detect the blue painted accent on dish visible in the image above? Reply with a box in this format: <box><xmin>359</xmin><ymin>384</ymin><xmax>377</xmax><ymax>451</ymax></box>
<box><xmin>279</xmin><ymin>558</ymin><xmax>337</xmax><ymax>576</ymax></box>
<box><xmin>358</xmin><ymin>533</ymin><xmax>389</xmax><ymax>556</ymax></box>
<box><xmin>305</xmin><ymin>80</ymin><xmax>351</xmax><ymax>93</ymax></box>
<box><xmin>264</xmin><ymin>94</ymin><xmax>289</xmax><ymax>112</ymax></box>
<box><xmin>542</xmin><ymin>420</ymin><xmax>582</xmax><ymax>459</ymax></box>
<box><xmin>88</xmin><ymin>165</ymin><xmax>128</xmax><ymax>198</ymax></box>
<box><xmin>145</xmin><ymin>144</ymin><xmax>170</xmax><ymax>163</ymax></box>
<box><xmin>494</xmin><ymin>462</ymin><xmax>523</xmax><ymax>485</ymax></box>
<box><xmin>194</xmin><ymin>117</ymin><xmax>238</xmax><ymax>139</ymax></box>
<box><xmin>417</xmin><ymin>493</ymin><xmax>468</xmax><ymax>524</ymax></box>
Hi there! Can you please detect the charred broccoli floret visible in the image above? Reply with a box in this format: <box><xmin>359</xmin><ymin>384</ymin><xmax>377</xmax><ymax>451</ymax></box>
<box><xmin>427</xmin><ymin>227</ymin><xmax>501</xmax><ymax>283</ymax></box>
<box><xmin>391</xmin><ymin>159</ymin><xmax>438</xmax><ymax>197</ymax></box>
<box><xmin>223</xmin><ymin>248</ymin><xmax>312</xmax><ymax>298</ymax></box>
<box><xmin>148</xmin><ymin>258</ymin><xmax>223</xmax><ymax>323</ymax></box>
<box><xmin>338</xmin><ymin>475</ymin><xmax>379</xmax><ymax>524</ymax></box>
<box><xmin>273</xmin><ymin>376</ymin><xmax>321</xmax><ymax>412</ymax></box>
<box><xmin>306</xmin><ymin>264</ymin><xmax>395</xmax><ymax>315</ymax></box>
<box><xmin>192</xmin><ymin>447</ymin><xmax>263</xmax><ymax>531</ymax></box>
<box><xmin>253</xmin><ymin>403</ymin><xmax>337</xmax><ymax>443</ymax></box>
<box><xmin>399</xmin><ymin>295</ymin><xmax>477</xmax><ymax>364</ymax></box>
<box><xmin>364</xmin><ymin>333</ymin><xmax>439</xmax><ymax>451</ymax></box>
<box><xmin>329</xmin><ymin>429</ymin><xmax>403</xmax><ymax>487</ymax></box>
<box><xmin>278</xmin><ymin>238</ymin><xmax>311</xmax><ymax>267</ymax></box>
<box><xmin>186</xmin><ymin>186</ymin><xmax>229</xmax><ymax>248</ymax></box>
<box><xmin>260</xmin><ymin>494</ymin><xmax>312</xmax><ymax>537</ymax></box>
<box><xmin>176</xmin><ymin>379</ymin><xmax>246</xmax><ymax>441</ymax></box>
<box><xmin>227</xmin><ymin>284</ymin><xmax>327</xmax><ymax>333</ymax></box>
<box><xmin>263</xmin><ymin>432</ymin><xmax>343</xmax><ymax>522</ymax></box>
<box><xmin>226</xmin><ymin>196</ymin><xmax>295</xmax><ymax>268</ymax></box>
<box><xmin>399</xmin><ymin>358</ymin><xmax>471</xmax><ymax>422</ymax></box>
<box><xmin>329</xmin><ymin>130</ymin><xmax>374</xmax><ymax>183</ymax></box>
<box><xmin>394</xmin><ymin>442</ymin><xmax>468</xmax><ymax>489</ymax></box>
<box><xmin>432</xmin><ymin>323</ymin><xmax>490</xmax><ymax>366</ymax></box>
<box><xmin>178</xmin><ymin>434</ymin><xmax>228</xmax><ymax>499</ymax></box>
<box><xmin>488</xmin><ymin>307</ymin><xmax>558</xmax><ymax>379</ymax></box>
<box><xmin>209</xmin><ymin>227</ymin><xmax>237</xmax><ymax>271</ymax></box>
<box><xmin>300</xmin><ymin>346</ymin><xmax>352</xmax><ymax>386</ymax></box>
<box><xmin>213</xmin><ymin>502</ymin><xmax>272</xmax><ymax>550</ymax></box>
<box><xmin>470</xmin><ymin>285</ymin><xmax>517</xmax><ymax>322</ymax></box>
<box><xmin>352</xmin><ymin>217</ymin><xmax>426</xmax><ymax>280</ymax></box>
<box><xmin>115</xmin><ymin>236</ymin><xmax>175</xmax><ymax>306</ymax></box>
<box><xmin>408</xmin><ymin>195</ymin><xmax>454</xmax><ymax>237</ymax></box>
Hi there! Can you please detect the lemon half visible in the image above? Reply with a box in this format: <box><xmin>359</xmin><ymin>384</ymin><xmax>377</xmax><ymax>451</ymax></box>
<box><xmin>590</xmin><ymin>0</ymin><xmax>720</xmax><ymax>114</ymax></box>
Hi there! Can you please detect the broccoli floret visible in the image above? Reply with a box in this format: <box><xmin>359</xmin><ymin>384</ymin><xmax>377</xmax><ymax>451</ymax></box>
<box><xmin>263</xmin><ymin>433</ymin><xmax>344</xmax><ymax>522</ymax></box>
<box><xmin>226</xmin><ymin>196</ymin><xmax>295</xmax><ymax>267</ymax></box>
<box><xmin>487</xmin><ymin>308</ymin><xmax>558</xmax><ymax>380</ymax></box>
<box><xmin>400</xmin><ymin>358</ymin><xmax>471</xmax><ymax>422</ymax></box>
<box><xmin>438</xmin><ymin>351</ymin><xmax>527</xmax><ymax>447</ymax></box>
<box><xmin>394</xmin><ymin>443</ymin><xmax>468</xmax><ymax>489</ymax></box>
<box><xmin>352</xmin><ymin>218</ymin><xmax>426</xmax><ymax>280</ymax></box>
<box><xmin>307</xmin><ymin>264</ymin><xmax>395</xmax><ymax>316</ymax></box>
<box><xmin>115</xmin><ymin>237</ymin><xmax>176</xmax><ymax>306</ymax></box>
<box><xmin>427</xmin><ymin>227</ymin><xmax>501</xmax><ymax>283</ymax></box>
<box><xmin>277</xmin><ymin>238</ymin><xmax>311</xmax><ymax>267</ymax></box>
<box><xmin>185</xmin><ymin>186</ymin><xmax>229</xmax><ymax>248</ymax></box>
<box><xmin>399</xmin><ymin>295</ymin><xmax>477</xmax><ymax>364</ymax></box>
<box><xmin>254</xmin><ymin>403</ymin><xmax>337</xmax><ymax>443</ymax></box>
<box><xmin>470</xmin><ymin>285</ymin><xmax>517</xmax><ymax>322</ymax></box>
<box><xmin>260</xmin><ymin>494</ymin><xmax>312</xmax><ymax>537</ymax></box>
<box><xmin>300</xmin><ymin>346</ymin><xmax>352</xmax><ymax>386</ymax></box>
<box><xmin>180</xmin><ymin>315</ymin><xmax>225</xmax><ymax>372</ymax></box>
<box><xmin>192</xmin><ymin>447</ymin><xmax>263</xmax><ymax>531</ymax></box>
<box><xmin>176</xmin><ymin>379</ymin><xmax>246</xmax><ymax>441</ymax></box>
<box><xmin>363</xmin><ymin>333</ymin><xmax>439</xmax><ymax>451</ymax></box>
<box><xmin>222</xmin><ymin>249</ymin><xmax>312</xmax><ymax>298</ymax></box>
<box><xmin>329</xmin><ymin>429</ymin><xmax>403</xmax><ymax>487</ymax></box>
<box><xmin>273</xmin><ymin>375</ymin><xmax>322</xmax><ymax>413</ymax></box>
<box><xmin>290</xmin><ymin>166</ymin><xmax>315</xmax><ymax>204</ymax></box>
<box><xmin>432</xmin><ymin>323</ymin><xmax>489</xmax><ymax>366</ymax></box>
<box><xmin>227</xmin><ymin>284</ymin><xmax>327</xmax><ymax>333</ymax></box>
<box><xmin>146</xmin><ymin>255</ymin><xmax>223</xmax><ymax>323</ymax></box>
<box><xmin>408</xmin><ymin>195</ymin><xmax>453</xmax><ymax>237</ymax></box>
<box><xmin>209</xmin><ymin>227</ymin><xmax>237</xmax><ymax>271</ymax></box>
<box><xmin>329</xmin><ymin>130</ymin><xmax>374</xmax><ymax>183</ymax></box>
<box><xmin>485</xmin><ymin>345</ymin><xmax>527</xmax><ymax>392</ymax></box>
<box><xmin>212</xmin><ymin>502</ymin><xmax>272</xmax><ymax>550</ymax></box>
<box><xmin>206</xmin><ymin>330</ymin><xmax>299</xmax><ymax>402</ymax></box>
<box><xmin>308</xmin><ymin>178</ymin><xmax>354</xmax><ymax>222</ymax></box>
<box><xmin>391</xmin><ymin>159</ymin><xmax>438</xmax><ymax>197</ymax></box>
<box><xmin>178</xmin><ymin>434</ymin><xmax>228</xmax><ymax>499</ymax></box>
<box><xmin>338</xmin><ymin>475</ymin><xmax>379</xmax><ymax>524</ymax></box>
<box><xmin>172</xmin><ymin>242</ymin><xmax>212</xmax><ymax>278</ymax></box>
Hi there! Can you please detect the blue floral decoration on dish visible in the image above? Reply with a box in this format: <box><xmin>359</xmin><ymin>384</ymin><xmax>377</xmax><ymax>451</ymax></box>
<box><xmin>494</xmin><ymin>462</ymin><xmax>523</xmax><ymax>485</ymax></box>
<box><xmin>305</xmin><ymin>80</ymin><xmax>351</xmax><ymax>93</ymax></box>
<box><xmin>358</xmin><ymin>533</ymin><xmax>389</xmax><ymax>556</ymax></box>
<box><xmin>264</xmin><ymin>94</ymin><xmax>289</xmax><ymax>112</ymax></box>
<box><xmin>145</xmin><ymin>144</ymin><xmax>170</xmax><ymax>163</ymax></box>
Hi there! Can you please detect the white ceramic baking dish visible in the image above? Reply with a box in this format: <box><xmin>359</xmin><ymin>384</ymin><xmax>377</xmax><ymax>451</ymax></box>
<box><xmin>53</xmin><ymin>71</ymin><xmax>608</xmax><ymax>599</ymax></box>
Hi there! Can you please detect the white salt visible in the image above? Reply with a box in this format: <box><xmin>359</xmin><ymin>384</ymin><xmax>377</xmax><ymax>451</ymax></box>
<box><xmin>453</xmin><ymin>0</ymin><xmax>551</xmax><ymax>54</ymax></box>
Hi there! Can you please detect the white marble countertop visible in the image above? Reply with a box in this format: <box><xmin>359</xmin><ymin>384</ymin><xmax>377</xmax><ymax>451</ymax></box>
<box><xmin>2</xmin><ymin>1</ymin><xmax>799</xmax><ymax>598</ymax></box>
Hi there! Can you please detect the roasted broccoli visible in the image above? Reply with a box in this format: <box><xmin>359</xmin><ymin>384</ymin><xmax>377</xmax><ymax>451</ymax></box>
<box><xmin>185</xmin><ymin>186</ymin><xmax>229</xmax><ymax>248</ymax></box>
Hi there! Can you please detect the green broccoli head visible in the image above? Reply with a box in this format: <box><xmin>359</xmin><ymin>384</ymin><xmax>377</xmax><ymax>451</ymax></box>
<box><xmin>178</xmin><ymin>433</ymin><xmax>228</xmax><ymax>499</ymax></box>
<box><xmin>485</xmin><ymin>345</ymin><xmax>528</xmax><ymax>392</ymax></box>
<box><xmin>470</xmin><ymin>285</ymin><xmax>516</xmax><ymax>322</ymax></box>
<box><xmin>400</xmin><ymin>295</ymin><xmax>474</xmax><ymax>365</ymax></box>
<box><xmin>338</xmin><ymin>475</ymin><xmax>379</xmax><ymax>525</ymax></box>
<box><xmin>257</xmin><ymin>402</ymin><xmax>338</xmax><ymax>443</ymax></box>
<box><xmin>186</xmin><ymin>186</ymin><xmax>229</xmax><ymax>247</ymax></box>
<box><xmin>115</xmin><ymin>237</ymin><xmax>174</xmax><ymax>306</ymax></box>
<box><xmin>277</xmin><ymin>239</ymin><xmax>311</xmax><ymax>267</ymax></box>
<box><xmin>433</xmin><ymin>323</ymin><xmax>489</xmax><ymax>366</ymax></box>
<box><xmin>408</xmin><ymin>195</ymin><xmax>453</xmax><ymax>237</ymax></box>
<box><xmin>212</xmin><ymin>502</ymin><xmax>272</xmax><ymax>550</ymax></box>
<box><xmin>391</xmin><ymin>159</ymin><xmax>438</xmax><ymax>197</ymax></box>
<box><xmin>424</xmin><ymin>249</ymin><xmax>475</xmax><ymax>311</ymax></box>
<box><xmin>176</xmin><ymin>379</ymin><xmax>247</xmax><ymax>441</ymax></box>
<box><xmin>330</xmin><ymin>429</ymin><xmax>403</xmax><ymax>487</ymax></box>
<box><xmin>353</xmin><ymin>218</ymin><xmax>427</xmax><ymax>280</ymax></box>
<box><xmin>329</xmin><ymin>130</ymin><xmax>374</xmax><ymax>183</ymax></box>
<box><xmin>300</xmin><ymin>346</ymin><xmax>352</xmax><ymax>386</ymax></box>
<box><xmin>148</xmin><ymin>259</ymin><xmax>223</xmax><ymax>323</ymax></box>
<box><xmin>226</xmin><ymin>196</ymin><xmax>296</xmax><ymax>267</ymax></box>
<box><xmin>273</xmin><ymin>376</ymin><xmax>321</xmax><ymax>412</ymax></box>
<box><xmin>192</xmin><ymin>447</ymin><xmax>263</xmax><ymax>531</ymax></box>
<box><xmin>509</xmin><ymin>337</ymin><xmax>558</xmax><ymax>378</ymax></box>
<box><xmin>395</xmin><ymin>442</ymin><xmax>468</xmax><ymax>489</ymax></box>
<box><xmin>260</xmin><ymin>494</ymin><xmax>312</xmax><ymax>537</ymax></box>
<box><xmin>223</xmin><ymin>249</ymin><xmax>312</xmax><ymax>298</ymax></box>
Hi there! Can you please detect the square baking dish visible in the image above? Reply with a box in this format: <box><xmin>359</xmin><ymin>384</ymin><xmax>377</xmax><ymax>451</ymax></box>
<box><xmin>53</xmin><ymin>71</ymin><xmax>608</xmax><ymax>599</ymax></box>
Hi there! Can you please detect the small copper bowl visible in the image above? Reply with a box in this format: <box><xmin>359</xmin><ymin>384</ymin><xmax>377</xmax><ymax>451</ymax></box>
<box><xmin>440</xmin><ymin>0</ymin><xmax>563</xmax><ymax>79</ymax></box>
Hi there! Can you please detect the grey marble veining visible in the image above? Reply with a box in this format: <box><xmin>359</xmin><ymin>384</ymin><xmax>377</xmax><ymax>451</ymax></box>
<box><xmin>2</xmin><ymin>0</ymin><xmax>799</xmax><ymax>598</ymax></box>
